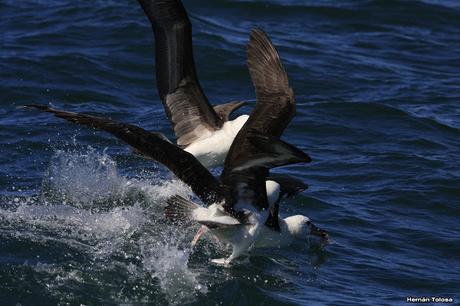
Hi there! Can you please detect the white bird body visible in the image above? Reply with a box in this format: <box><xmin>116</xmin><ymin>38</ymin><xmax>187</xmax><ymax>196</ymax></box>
<box><xmin>187</xmin><ymin>202</ymin><xmax>311</xmax><ymax>265</ymax></box>
<box><xmin>187</xmin><ymin>200</ymin><xmax>270</xmax><ymax>265</ymax></box>
<box><xmin>265</xmin><ymin>180</ymin><xmax>281</xmax><ymax>205</ymax></box>
<box><xmin>254</xmin><ymin>215</ymin><xmax>311</xmax><ymax>249</ymax></box>
<box><xmin>184</xmin><ymin>115</ymin><xmax>249</xmax><ymax>168</ymax></box>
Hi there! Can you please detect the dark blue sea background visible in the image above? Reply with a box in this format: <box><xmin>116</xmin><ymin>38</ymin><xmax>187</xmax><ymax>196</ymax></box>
<box><xmin>1</xmin><ymin>0</ymin><xmax>460</xmax><ymax>305</ymax></box>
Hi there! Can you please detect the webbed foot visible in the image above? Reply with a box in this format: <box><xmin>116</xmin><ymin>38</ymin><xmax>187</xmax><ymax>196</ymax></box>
<box><xmin>191</xmin><ymin>225</ymin><xmax>207</xmax><ymax>247</ymax></box>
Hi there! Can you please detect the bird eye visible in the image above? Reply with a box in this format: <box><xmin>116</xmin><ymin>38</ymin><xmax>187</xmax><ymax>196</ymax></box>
<box><xmin>306</xmin><ymin>221</ymin><xmax>311</xmax><ymax>225</ymax></box>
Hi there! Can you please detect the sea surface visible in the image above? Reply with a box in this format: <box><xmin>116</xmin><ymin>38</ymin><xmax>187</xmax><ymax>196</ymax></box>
<box><xmin>1</xmin><ymin>0</ymin><xmax>460</xmax><ymax>305</ymax></box>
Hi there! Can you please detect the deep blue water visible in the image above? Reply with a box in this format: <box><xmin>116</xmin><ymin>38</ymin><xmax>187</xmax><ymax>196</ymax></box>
<box><xmin>1</xmin><ymin>0</ymin><xmax>460</xmax><ymax>305</ymax></box>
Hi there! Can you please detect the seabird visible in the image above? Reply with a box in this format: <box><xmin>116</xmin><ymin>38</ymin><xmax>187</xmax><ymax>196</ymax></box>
<box><xmin>24</xmin><ymin>0</ymin><xmax>308</xmax><ymax>205</ymax></box>
<box><xmin>25</xmin><ymin>29</ymin><xmax>328</xmax><ymax>265</ymax></box>
<box><xmin>137</xmin><ymin>0</ymin><xmax>249</xmax><ymax>169</ymax></box>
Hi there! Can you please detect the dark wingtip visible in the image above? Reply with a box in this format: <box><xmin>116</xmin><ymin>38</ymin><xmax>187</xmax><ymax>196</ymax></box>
<box><xmin>287</xmin><ymin>183</ymin><xmax>308</xmax><ymax>197</ymax></box>
<box><xmin>268</xmin><ymin>173</ymin><xmax>309</xmax><ymax>197</ymax></box>
<box><xmin>247</xmin><ymin>27</ymin><xmax>275</xmax><ymax>59</ymax></box>
<box><xmin>249</xmin><ymin>27</ymin><xmax>268</xmax><ymax>41</ymax></box>
<box><xmin>247</xmin><ymin>134</ymin><xmax>312</xmax><ymax>163</ymax></box>
<box><xmin>213</xmin><ymin>100</ymin><xmax>247</xmax><ymax>121</ymax></box>
<box><xmin>22</xmin><ymin>104</ymin><xmax>50</xmax><ymax>111</ymax></box>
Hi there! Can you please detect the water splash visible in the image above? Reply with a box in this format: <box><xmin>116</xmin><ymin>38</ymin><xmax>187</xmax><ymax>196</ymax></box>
<box><xmin>0</xmin><ymin>147</ymin><xmax>208</xmax><ymax>304</ymax></box>
<box><xmin>141</xmin><ymin>235</ymin><xmax>208</xmax><ymax>302</ymax></box>
<box><xmin>41</xmin><ymin>147</ymin><xmax>128</xmax><ymax>207</ymax></box>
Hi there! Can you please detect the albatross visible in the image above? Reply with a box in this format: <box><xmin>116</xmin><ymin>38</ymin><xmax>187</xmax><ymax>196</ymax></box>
<box><xmin>137</xmin><ymin>0</ymin><xmax>249</xmax><ymax>169</ymax></box>
<box><xmin>25</xmin><ymin>0</ymin><xmax>309</xmax><ymax>205</ymax></box>
<box><xmin>25</xmin><ymin>29</ymin><xmax>328</xmax><ymax>265</ymax></box>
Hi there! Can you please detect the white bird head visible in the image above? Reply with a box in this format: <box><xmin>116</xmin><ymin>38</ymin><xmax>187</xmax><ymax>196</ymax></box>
<box><xmin>284</xmin><ymin>215</ymin><xmax>311</xmax><ymax>237</ymax></box>
<box><xmin>284</xmin><ymin>215</ymin><xmax>329</xmax><ymax>244</ymax></box>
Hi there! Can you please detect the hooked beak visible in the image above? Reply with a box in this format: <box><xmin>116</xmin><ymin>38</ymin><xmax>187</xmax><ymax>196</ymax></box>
<box><xmin>310</xmin><ymin>222</ymin><xmax>329</xmax><ymax>247</ymax></box>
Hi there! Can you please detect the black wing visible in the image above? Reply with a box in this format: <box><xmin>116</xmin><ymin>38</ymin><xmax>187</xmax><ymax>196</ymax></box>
<box><xmin>247</xmin><ymin>28</ymin><xmax>295</xmax><ymax>136</ymax></box>
<box><xmin>137</xmin><ymin>0</ymin><xmax>223</xmax><ymax>147</ymax></box>
<box><xmin>220</xmin><ymin>134</ymin><xmax>311</xmax><ymax>216</ymax></box>
<box><xmin>25</xmin><ymin>104</ymin><xmax>224</xmax><ymax>205</ymax></box>
<box><xmin>222</xmin><ymin>29</ymin><xmax>296</xmax><ymax>176</ymax></box>
<box><xmin>220</xmin><ymin>28</ymin><xmax>302</xmax><ymax>215</ymax></box>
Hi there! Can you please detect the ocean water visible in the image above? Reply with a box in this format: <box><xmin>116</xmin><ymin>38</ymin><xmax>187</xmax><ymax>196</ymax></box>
<box><xmin>1</xmin><ymin>0</ymin><xmax>460</xmax><ymax>305</ymax></box>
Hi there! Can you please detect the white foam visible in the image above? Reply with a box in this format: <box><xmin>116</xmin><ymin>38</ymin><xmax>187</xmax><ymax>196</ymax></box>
<box><xmin>141</xmin><ymin>236</ymin><xmax>208</xmax><ymax>301</ymax></box>
<box><xmin>0</xmin><ymin>147</ymin><xmax>207</xmax><ymax>304</ymax></box>
<box><xmin>42</xmin><ymin>147</ymin><xmax>128</xmax><ymax>207</ymax></box>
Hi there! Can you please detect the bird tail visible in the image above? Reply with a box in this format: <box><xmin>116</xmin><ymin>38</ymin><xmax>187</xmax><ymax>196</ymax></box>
<box><xmin>164</xmin><ymin>195</ymin><xmax>200</xmax><ymax>223</ymax></box>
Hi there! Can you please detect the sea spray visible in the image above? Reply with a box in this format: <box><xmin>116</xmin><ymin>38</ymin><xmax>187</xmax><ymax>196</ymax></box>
<box><xmin>0</xmin><ymin>147</ymin><xmax>210</xmax><ymax>304</ymax></box>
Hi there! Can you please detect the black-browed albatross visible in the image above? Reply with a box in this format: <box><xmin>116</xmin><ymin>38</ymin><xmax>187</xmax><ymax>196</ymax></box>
<box><xmin>25</xmin><ymin>29</ymin><xmax>328</xmax><ymax>265</ymax></box>
<box><xmin>25</xmin><ymin>0</ymin><xmax>308</xmax><ymax>205</ymax></box>
<box><xmin>24</xmin><ymin>0</ymin><xmax>308</xmax><ymax>203</ymax></box>
<box><xmin>137</xmin><ymin>0</ymin><xmax>248</xmax><ymax>169</ymax></box>
<box><xmin>138</xmin><ymin>0</ymin><xmax>307</xmax><ymax>199</ymax></box>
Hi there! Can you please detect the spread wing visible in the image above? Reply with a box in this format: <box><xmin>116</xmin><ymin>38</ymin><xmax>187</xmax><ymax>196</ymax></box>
<box><xmin>220</xmin><ymin>28</ymin><xmax>301</xmax><ymax>216</ymax></box>
<box><xmin>25</xmin><ymin>104</ymin><xmax>224</xmax><ymax>205</ymax></box>
<box><xmin>222</xmin><ymin>28</ymin><xmax>296</xmax><ymax>175</ymax></box>
<box><xmin>137</xmin><ymin>0</ymin><xmax>222</xmax><ymax>146</ymax></box>
<box><xmin>245</xmin><ymin>27</ymin><xmax>295</xmax><ymax>137</ymax></box>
